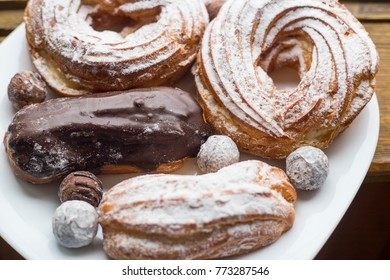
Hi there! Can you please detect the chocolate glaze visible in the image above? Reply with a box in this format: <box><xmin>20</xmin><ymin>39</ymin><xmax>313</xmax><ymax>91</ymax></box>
<box><xmin>5</xmin><ymin>87</ymin><xmax>211</xmax><ymax>181</ymax></box>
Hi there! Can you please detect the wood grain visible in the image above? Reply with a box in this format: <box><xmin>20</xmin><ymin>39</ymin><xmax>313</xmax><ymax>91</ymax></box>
<box><xmin>0</xmin><ymin>10</ymin><xmax>24</xmax><ymax>36</ymax></box>
<box><xmin>364</xmin><ymin>23</ymin><xmax>390</xmax><ymax>178</ymax></box>
<box><xmin>348</xmin><ymin>3</ymin><xmax>390</xmax><ymax>180</ymax></box>
<box><xmin>0</xmin><ymin>0</ymin><xmax>26</xmax><ymax>10</ymax></box>
<box><xmin>0</xmin><ymin>0</ymin><xmax>25</xmax><ymax>37</ymax></box>
<box><xmin>345</xmin><ymin>3</ymin><xmax>390</xmax><ymax>20</ymax></box>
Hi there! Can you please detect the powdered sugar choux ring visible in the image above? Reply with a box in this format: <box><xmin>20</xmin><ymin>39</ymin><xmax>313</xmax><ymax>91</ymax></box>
<box><xmin>25</xmin><ymin>0</ymin><xmax>209</xmax><ymax>96</ymax></box>
<box><xmin>195</xmin><ymin>0</ymin><xmax>378</xmax><ymax>158</ymax></box>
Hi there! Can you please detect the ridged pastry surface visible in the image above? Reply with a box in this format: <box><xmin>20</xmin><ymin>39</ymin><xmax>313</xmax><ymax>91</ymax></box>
<box><xmin>25</xmin><ymin>0</ymin><xmax>209</xmax><ymax>96</ymax></box>
<box><xmin>195</xmin><ymin>0</ymin><xmax>379</xmax><ymax>158</ymax></box>
<box><xmin>99</xmin><ymin>160</ymin><xmax>296</xmax><ymax>259</ymax></box>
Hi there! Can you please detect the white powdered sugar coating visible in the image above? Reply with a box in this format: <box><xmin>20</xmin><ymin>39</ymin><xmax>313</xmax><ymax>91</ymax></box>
<box><xmin>286</xmin><ymin>146</ymin><xmax>329</xmax><ymax>190</ymax></box>
<box><xmin>196</xmin><ymin>0</ymin><xmax>378</xmax><ymax>139</ymax></box>
<box><xmin>197</xmin><ymin>135</ymin><xmax>240</xmax><ymax>173</ymax></box>
<box><xmin>29</xmin><ymin>142</ymin><xmax>70</xmax><ymax>175</ymax></box>
<box><xmin>26</xmin><ymin>0</ymin><xmax>209</xmax><ymax>94</ymax></box>
<box><xmin>52</xmin><ymin>201</ymin><xmax>98</xmax><ymax>248</ymax></box>
<box><xmin>98</xmin><ymin>160</ymin><xmax>296</xmax><ymax>259</ymax></box>
<box><xmin>99</xmin><ymin>160</ymin><xmax>295</xmax><ymax>237</ymax></box>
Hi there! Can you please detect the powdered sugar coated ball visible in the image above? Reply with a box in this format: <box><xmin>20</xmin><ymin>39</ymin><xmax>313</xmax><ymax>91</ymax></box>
<box><xmin>197</xmin><ymin>135</ymin><xmax>240</xmax><ymax>173</ymax></box>
<box><xmin>286</xmin><ymin>146</ymin><xmax>329</xmax><ymax>191</ymax></box>
<box><xmin>52</xmin><ymin>200</ymin><xmax>98</xmax><ymax>248</ymax></box>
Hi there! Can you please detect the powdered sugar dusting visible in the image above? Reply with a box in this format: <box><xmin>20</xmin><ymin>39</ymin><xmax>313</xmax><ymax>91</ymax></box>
<box><xmin>26</xmin><ymin>0</ymin><xmax>209</xmax><ymax>94</ymax></box>
<box><xmin>197</xmin><ymin>135</ymin><xmax>240</xmax><ymax>173</ymax></box>
<box><xmin>286</xmin><ymin>146</ymin><xmax>329</xmax><ymax>190</ymax></box>
<box><xmin>99</xmin><ymin>160</ymin><xmax>295</xmax><ymax>236</ymax></box>
<box><xmin>99</xmin><ymin>160</ymin><xmax>295</xmax><ymax>259</ymax></box>
<box><xmin>196</xmin><ymin>0</ymin><xmax>378</xmax><ymax>140</ymax></box>
<box><xmin>28</xmin><ymin>141</ymin><xmax>71</xmax><ymax>177</ymax></box>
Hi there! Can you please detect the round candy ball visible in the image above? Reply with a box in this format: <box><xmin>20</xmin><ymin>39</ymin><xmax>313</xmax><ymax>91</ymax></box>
<box><xmin>286</xmin><ymin>146</ymin><xmax>329</xmax><ymax>191</ymax></box>
<box><xmin>7</xmin><ymin>71</ymin><xmax>47</xmax><ymax>110</ymax></box>
<box><xmin>59</xmin><ymin>171</ymin><xmax>104</xmax><ymax>207</ymax></box>
<box><xmin>197</xmin><ymin>135</ymin><xmax>240</xmax><ymax>173</ymax></box>
<box><xmin>52</xmin><ymin>200</ymin><xmax>98</xmax><ymax>248</ymax></box>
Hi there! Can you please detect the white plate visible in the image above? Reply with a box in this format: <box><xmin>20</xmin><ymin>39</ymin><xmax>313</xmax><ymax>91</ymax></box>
<box><xmin>0</xmin><ymin>24</ymin><xmax>379</xmax><ymax>260</ymax></box>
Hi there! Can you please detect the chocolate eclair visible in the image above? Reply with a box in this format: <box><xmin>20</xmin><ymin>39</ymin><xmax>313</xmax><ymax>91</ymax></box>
<box><xmin>4</xmin><ymin>87</ymin><xmax>211</xmax><ymax>184</ymax></box>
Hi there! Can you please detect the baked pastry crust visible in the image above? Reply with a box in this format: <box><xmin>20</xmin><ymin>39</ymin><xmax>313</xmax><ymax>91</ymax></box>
<box><xmin>24</xmin><ymin>0</ymin><xmax>209</xmax><ymax>96</ymax></box>
<box><xmin>98</xmin><ymin>160</ymin><xmax>296</xmax><ymax>259</ymax></box>
<box><xmin>195</xmin><ymin>0</ymin><xmax>379</xmax><ymax>158</ymax></box>
<box><xmin>4</xmin><ymin>87</ymin><xmax>210</xmax><ymax>184</ymax></box>
<box><xmin>203</xmin><ymin>0</ymin><xmax>226</xmax><ymax>19</ymax></box>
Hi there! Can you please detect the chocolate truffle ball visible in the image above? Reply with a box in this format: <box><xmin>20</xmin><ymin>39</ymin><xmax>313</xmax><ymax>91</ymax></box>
<box><xmin>197</xmin><ymin>135</ymin><xmax>240</xmax><ymax>173</ymax></box>
<box><xmin>52</xmin><ymin>201</ymin><xmax>98</xmax><ymax>248</ymax></box>
<box><xmin>286</xmin><ymin>146</ymin><xmax>329</xmax><ymax>191</ymax></box>
<box><xmin>7</xmin><ymin>71</ymin><xmax>47</xmax><ymax>110</ymax></box>
<box><xmin>59</xmin><ymin>171</ymin><xmax>104</xmax><ymax>207</ymax></box>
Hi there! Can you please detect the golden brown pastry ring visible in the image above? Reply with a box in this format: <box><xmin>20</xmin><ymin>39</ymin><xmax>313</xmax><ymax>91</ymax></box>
<box><xmin>195</xmin><ymin>0</ymin><xmax>379</xmax><ymax>158</ymax></box>
<box><xmin>25</xmin><ymin>0</ymin><xmax>209</xmax><ymax>96</ymax></box>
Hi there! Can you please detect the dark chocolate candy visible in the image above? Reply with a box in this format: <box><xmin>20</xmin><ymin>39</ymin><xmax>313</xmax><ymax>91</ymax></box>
<box><xmin>59</xmin><ymin>171</ymin><xmax>104</xmax><ymax>207</ymax></box>
<box><xmin>5</xmin><ymin>87</ymin><xmax>210</xmax><ymax>183</ymax></box>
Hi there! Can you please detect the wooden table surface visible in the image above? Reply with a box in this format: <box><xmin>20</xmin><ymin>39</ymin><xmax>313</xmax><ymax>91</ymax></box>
<box><xmin>0</xmin><ymin>0</ymin><xmax>389</xmax><ymax>260</ymax></box>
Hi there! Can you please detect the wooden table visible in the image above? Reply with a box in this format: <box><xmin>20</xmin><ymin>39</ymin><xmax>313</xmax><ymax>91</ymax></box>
<box><xmin>0</xmin><ymin>0</ymin><xmax>389</xmax><ymax>260</ymax></box>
